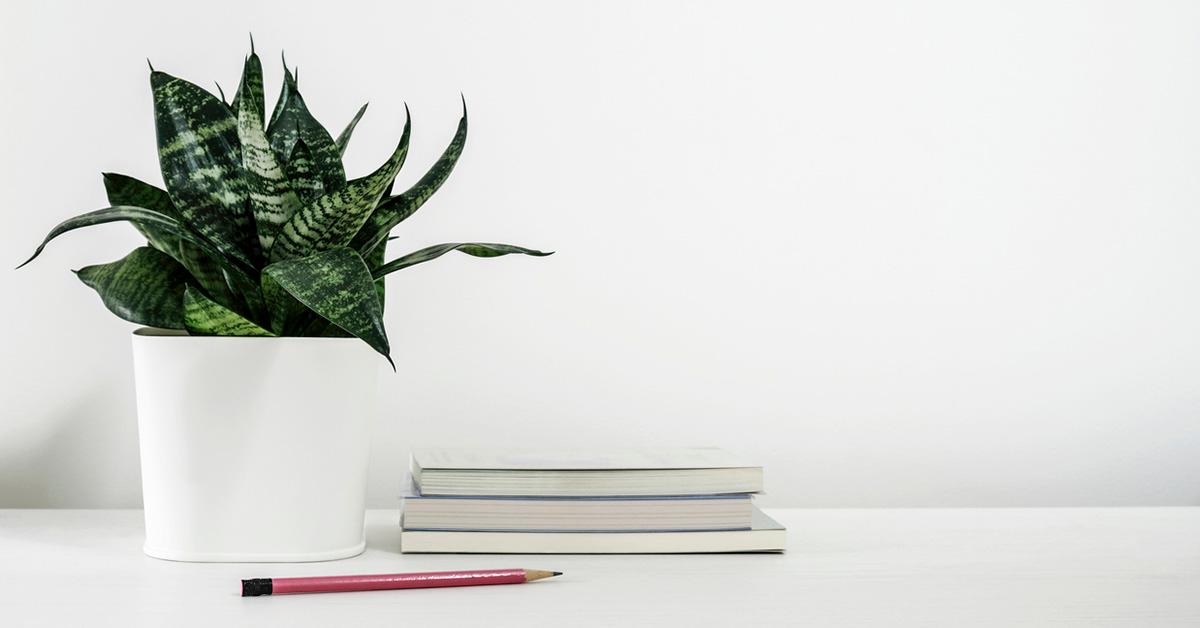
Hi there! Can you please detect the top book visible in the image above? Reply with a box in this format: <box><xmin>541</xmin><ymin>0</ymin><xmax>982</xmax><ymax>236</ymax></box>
<box><xmin>410</xmin><ymin>447</ymin><xmax>763</xmax><ymax>497</ymax></box>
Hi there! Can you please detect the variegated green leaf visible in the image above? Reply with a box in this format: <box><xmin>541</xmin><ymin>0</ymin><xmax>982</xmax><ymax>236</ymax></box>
<box><xmin>75</xmin><ymin>246</ymin><xmax>191</xmax><ymax>329</ymax></box>
<box><xmin>335</xmin><ymin>103</ymin><xmax>368</xmax><ymax>156</ymax></box>
<box><xmin>230</xmin><ymin>42</ymin><xmax>265</xmax><ymax>127</ymax></box>
<box><xmin>101</xmin><ymin>173</ymin><xmax>182</xmax><ymax>259</ymax></box>
<box><xmin>183</xmin><ymin>286</ymin><xmax>273</xmax><ymax>336</ymax></box>
<box><xmin>151</xmin><ymin>70</ymin><xmax>256</xmax><ymax>267</ymax></box>
<box><xmin>372</xmin><ymin>242</ymin><xmax>552</xmax><ymax>278</ymax></box>
<box><xmin>282</xmin><ymin>138</ymin><xmax>324</xmax><ymax>204</ymax></box>
<box><xmin>266</xmin><ymin>67</ymin><xmax>344</xmax><ymax>191</ymax></box>
<box><xmin>270</xmin><ymin>109</ymin><xmax>411</xmax><ymax>263</ymax></box>
<box><xmin>267</xmin><ymin>61</ymin><xmax>293</xmax><ymax>137</ymax></box>
<box><xmin>236</xmin><ymin>53</ymin><xmax>302</xmax><ymax>256</ymax></box>
<box><xmin>352</xmin><ymin>101</ymin><xmax>467</xmax><ymax>255</ymax></box>
<box><xmin>365</xmin><ymin>234</ymin><xmax>388</xmax><ymax>312</ymax></box>
<box><xmin>19</xmin><ymin>206</ymin><xmax>262</xmax><ymax>320</ymax></box>
<box><xmin>175</xmin><ymin>239</ymin><xmax>238</xmax><ymax>309</ymax></box>
<box><xmin>223</xmin><ymin>266</ymin><xmax>269</xmax><ymax>324</ymax></box>
<box><xmin>99</xmin><ymin>173</ymin><xmax>235</xmax><ymax>306</ymax></box>
<box><xmin>19</xmin><ymin>205</ymin><xmax>238</xmax><ymax>273</ymax></box>
<box><xmin>262</xmin><ymin>247</ymin><xmax>390</xmax><ymax>363</ymax></box>
<box><xmin>261</xmin><ymin>272</ymin><xmax>303</xmax><ymax>335</ymax></box>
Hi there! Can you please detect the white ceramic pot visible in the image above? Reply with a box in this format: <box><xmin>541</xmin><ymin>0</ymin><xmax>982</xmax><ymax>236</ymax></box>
<box><xmin>131</xmin><ymin>329</ymin><xmax>379</xmax><ymax>562</ymax></box>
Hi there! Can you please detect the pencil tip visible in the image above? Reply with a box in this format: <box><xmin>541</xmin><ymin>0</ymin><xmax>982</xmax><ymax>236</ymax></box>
<box><xmin>524</xmin><ymin>569</ymin><xmax>561</xmax><ymax>582</ymax></box>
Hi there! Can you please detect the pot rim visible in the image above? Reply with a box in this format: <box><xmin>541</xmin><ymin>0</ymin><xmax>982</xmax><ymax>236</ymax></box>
<box><xmin>132</xmin><ymin>327</ymin><xmax>360</xmax><ymax>342</ymax></box>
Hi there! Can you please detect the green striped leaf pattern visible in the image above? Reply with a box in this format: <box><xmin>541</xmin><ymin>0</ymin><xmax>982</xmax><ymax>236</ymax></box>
<box><xmin>365</xmin><ymin>235</ymin><xmax>388</xmax><ymax>313</ymax></box>
<box><xmin>230</xmin><ymin>46</ymin><xmax>265</xmax><ymax>128</ymax></box>
<box><xmin>101</xmin><ymin>173</ymin><xmax>183</xmax><ymax>260</ymax></box>
<box><xmin>261</xmin><ymin>273</ymin><xmax>303</xmax><ymax>335</ymax></box>
<box><xmin>100</xmin><ymin>173</ymin><xmax>236</xmax><ymax>307</ymax></box>
<box><xmin>223</xmin><ymin>266</ymin><xmax>269</xmax><ymax>324</ymax></box>
<box><xmin>267</xmin><ymin>63</ymin><xmax>292</xmax><ymax>137</ymax></box>
<box><xmin>75</xmin><ymin>247</ymin><xmax>191</xmax><ymax>329</ymax></box>
<box><xmin>183</xmin><ymin>286</ymin><xmax>273</xmax><ymax>336</ymax></box>
<box><xmin>335</xmin><ymin>103</ymin><xmax>369</xmax><ymax>156</ymax></box>
<box><xmin>263</xmin><ymin>247</ymin><xmax>391</xmax><ymax>363</ymax></box>
<box><xmin>176</xmin><ymin>240</ymin><xmax>238</xmax><ymax>309</ymax></box>
<box><xmin>269</xmin><ymin>110</ymin><xmax>411</xmax><ymax>263</ymax></box>
<box><xmin>372</xmin><ymin>242</ymin><xmax>552</xmax><ymax>278</ymax></box>
<box><xmin>23</xmin><ymin>49</ymin><xmax>551</xmax><ymax>362</ymax></box>
<box><xmin>236</xmin><ymin>54</ymin><xmax>302</xmax><ymax>256</ymax></box>
<box><xmin>19</xmin><ymin>205</ymin><xmax>238</xmax><ymax>274</ymax></box>
<box><xmin>151</xmin><ymin>71</ymin><xmax>255</xmax><ymax>267</ymax></box>
<box><xmin>266</xmin><ymin>68</ymin><xmax>344</xmax><ymax>191</ymax></box>
<box><xmin>282</xmin><ymin>139</ymin><xmax>324</xmax><ymax>204</ymax></box>
<box><xmin>352</xmin><ymin>103</ymin><xmax>467</xmax><ymax>255</ymax></box>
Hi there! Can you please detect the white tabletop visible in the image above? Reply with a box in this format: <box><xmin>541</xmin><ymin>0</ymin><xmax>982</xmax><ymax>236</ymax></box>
<box><xmin>1</xmin><ymin>508</ymin><xmax>1197</xmax><ymax>627</ymax></box>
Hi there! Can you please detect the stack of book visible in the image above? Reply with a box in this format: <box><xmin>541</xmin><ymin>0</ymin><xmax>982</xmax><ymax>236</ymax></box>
<box><xmin>400</xmin><ymin>447</ymin><xmax>786</xmax><ymax>553</ymax></box>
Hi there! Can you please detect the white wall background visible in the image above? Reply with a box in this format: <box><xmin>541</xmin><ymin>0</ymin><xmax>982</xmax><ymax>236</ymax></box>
<box><xmin>1</xmin><ymin>0</ymin><xmax>1198</xmax><ymax>508</ymax></box>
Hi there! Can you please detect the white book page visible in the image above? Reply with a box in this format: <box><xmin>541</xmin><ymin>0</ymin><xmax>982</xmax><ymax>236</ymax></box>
<box><xmin>412</xmin><ymin>447</ymin><xmax>755</xmax><ymax>471</ymax></box>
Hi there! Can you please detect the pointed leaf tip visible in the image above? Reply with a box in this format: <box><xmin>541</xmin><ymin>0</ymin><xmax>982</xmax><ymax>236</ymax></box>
<box><xmin>16</xmin><ymin>246</ymin><xmax>42</xmax><ymax>269</ymax></box>
<box><xmin>371</xmin><ymin>243</ymin><xmax>552</xmax><ymax>278</ymax></box>
<box><xmin>148</xmin><ymin>69</ymin><xmax>172</xmax><ymax>89</ymax></box>
<box><xmin>263</xmin><ymin>247</ymin><xmax>390</xmax><ymax>361</ymax></box>
<box><xmin>335</xmin><ymin>102</ymin><xmax>372</xmax><ymax>157</ymax></box>
<box><xmin>146</xmin><ymin>58</ymin><xmax>155</xmax><ymax>72</ymax></box>
<box><xmin>249</xmin><ymin>32</ymin><xmax>255</xmax><ymax>54</ymax></box>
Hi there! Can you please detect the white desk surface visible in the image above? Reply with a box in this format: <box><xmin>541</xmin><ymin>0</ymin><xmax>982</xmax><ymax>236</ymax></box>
<box><xmin>1</xmin><ymin>508</ymin><xmax>1197</xmax><ymax>627</ymax></box>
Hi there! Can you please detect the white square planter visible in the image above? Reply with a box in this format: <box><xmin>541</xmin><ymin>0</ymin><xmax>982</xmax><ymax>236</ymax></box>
<box><xmin>131</xmin><ymin>329</ymin><xmax>379</xmax><ymax>562</ymax></box>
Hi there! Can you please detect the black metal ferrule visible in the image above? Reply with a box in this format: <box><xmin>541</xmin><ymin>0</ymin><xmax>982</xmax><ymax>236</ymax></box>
<box><xmin>241</xmin><ymin>578</ymin><xmax>274</xmax><ymax>597</ymax></box>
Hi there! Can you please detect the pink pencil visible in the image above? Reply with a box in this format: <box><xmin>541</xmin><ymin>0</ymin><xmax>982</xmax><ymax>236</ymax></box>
<box><xmin>241</xmin><ymin>569</ymin><xmax>561</xmax><ymax>596</ymax></box>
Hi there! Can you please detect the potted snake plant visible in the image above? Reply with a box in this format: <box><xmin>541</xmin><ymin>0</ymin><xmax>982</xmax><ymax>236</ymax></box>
<box><xmin>19</xmin><ymin>42</ymin><xmax>550</xmax><ymax>562</ymax></box>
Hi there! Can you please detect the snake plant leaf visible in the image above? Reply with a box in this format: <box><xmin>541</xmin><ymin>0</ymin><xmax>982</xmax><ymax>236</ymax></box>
<box><xmin>230</xmin><ymin>51</ymin><xmax>265</xmax><ymax>128</ymax></box>
<box><xmin>151</xmin><ymin>70</ymin><xmax>256</xmax><ymax>267</ymax></box>
<box><xmin>261</xmin><ymin>273</ymin><xmax>304</xmax><ymax>335</ymax></box>
<box><xmin>175</xmin><ymin>240</ymin><xmax>238</xmax><ymax>310</ymax></box>
<box><xmin>267</xmin><ymin>62</ymin><xmax>293</xmax><ymax>139</ymax></box>
<box><xmin>223</xmin><ymin>266</ymin><xmax>269</xmax><ymax>324</ymax></box>
<box><xmin>101</xmin><ymin>173</ymin><xmax>182</xmax><ymax>259</ymax></box>
<box><xmin>75</xmin><ymin>246</ymin><xmax>191</xmax><ymax>329</ymax></box>
<box><xmin>183</xmin><ymin>286</ymin><xmax>274</xmax><ymax>336</ymax></box>
<box><xmin>365</xmin><ymin>235</ymin><xmax>388</xmax><ymax>313</ymax></box>
<box><xmin>19</xmin><ymin>205</ymin><xmax>259</xmax><ymax>312</ymax></box>
<box><xmin>269</xmin><ymin>109</ymin><xmax>411</xmax><ymax>263</ymax></box>
<box><xmin>352</xmin><ymin>101</ymin><xmax>468</xmax><ymax>256</ymax></box>
<box><xmin>265</xmin><ymin>67</ymin><xmax>344</xmax><ymax>191</ymax></box>
<box><xmin>25</xmin><ymin>48</ymin><xmax>552</xmax><ymax>351</ymax></box>
<box><xmin>372</xmin><ymin>242</ymin><xmax>552</xmax><ymax>278</ymax></box>
<box><xmin>236</xmin><ymin>57</ymin><xmax>302</xmax><ymax>256</ymax></box>
<box><xmin>282</xmin><ymin>138</ymin><xmax>324</xmax><ymax>204</ymax></box>
<box><xmin>262</xmin><ymin>247</ymin><xmax>391</xmax><ymax>363</ymax></box>
<box><xmin>99</xmin><ymin>173</ymin><xmax>236</xmax><ymax>307</ymax></box>
<box><xmin>335</xmin><ymin>103</ymin><xmax>369</xmax><ymax>156</ymax></box>
<box><xmin>20</xmin><ymin>206</ymin><xmax>213</xmax><ymax>269</ymax></box>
